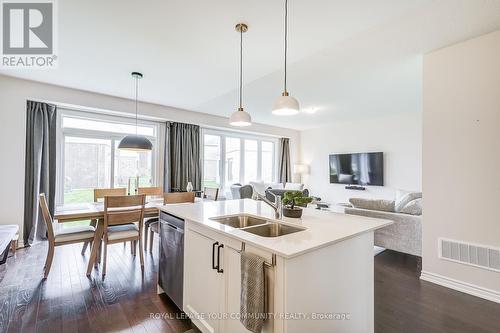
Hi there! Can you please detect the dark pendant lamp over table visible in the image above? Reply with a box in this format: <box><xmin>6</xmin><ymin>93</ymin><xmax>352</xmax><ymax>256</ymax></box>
<box><xmin>118</xmin><ymin>72</ymin><xmax>153</xmax><ymax>151</ymax></box>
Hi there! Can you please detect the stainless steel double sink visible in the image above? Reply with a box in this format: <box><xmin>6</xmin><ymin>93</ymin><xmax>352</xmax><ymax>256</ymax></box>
<box><xmin>209</xmin><ymin>214</ymin><xmax>305</xmax><ymax>237</ymax></box>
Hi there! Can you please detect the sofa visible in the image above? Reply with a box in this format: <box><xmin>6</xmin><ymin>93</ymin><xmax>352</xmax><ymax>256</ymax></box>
<box><xmin>344</xmin><ymin>191</ymin><xmax>422</xmax><ymax>257</ymax></box>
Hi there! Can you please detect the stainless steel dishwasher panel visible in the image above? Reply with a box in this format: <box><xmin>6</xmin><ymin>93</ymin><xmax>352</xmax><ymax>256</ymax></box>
<box><xmin>159</xmin><ymin>212</ymin><xmax>185</xmax><ymax>310</ymax></box>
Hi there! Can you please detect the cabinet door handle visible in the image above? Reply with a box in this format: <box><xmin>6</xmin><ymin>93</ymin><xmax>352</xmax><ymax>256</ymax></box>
<box><xmin>212</xmin><ymin>242</ymin><xmax>219</xmax><ymax>270</ymax></box>
<box><xmin>217</xmin><ymin>244</ymin><xmax>224</xmax><ymax>273</ymax></box>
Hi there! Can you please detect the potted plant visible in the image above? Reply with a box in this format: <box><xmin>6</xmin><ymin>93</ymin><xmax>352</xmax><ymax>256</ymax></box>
<box><xmin>281</xmin><ymin>191</ymin><xmax>313</xmax><ymax>218</ymax></box>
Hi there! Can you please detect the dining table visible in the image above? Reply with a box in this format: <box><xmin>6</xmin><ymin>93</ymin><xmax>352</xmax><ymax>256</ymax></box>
<box><xmin>54</xmin><ymin>197</ymin><xmax>203</xmax><ymax>276</ymax></box>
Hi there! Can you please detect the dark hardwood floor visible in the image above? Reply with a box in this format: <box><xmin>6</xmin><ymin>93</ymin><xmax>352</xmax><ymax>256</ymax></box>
<box><xmin>1</xmin><ymin>243</ymin><xmax>499</xmax><ymax>333</ymax></box>
<box><xmin>375</xmin><ymin>250</ymin><xmax>500</xmax><ymax>333</ymax></box>
<box><xmin>0</xmin><ymin>241</ymin><xmax>192</xmax><ymax>333</ymax></box>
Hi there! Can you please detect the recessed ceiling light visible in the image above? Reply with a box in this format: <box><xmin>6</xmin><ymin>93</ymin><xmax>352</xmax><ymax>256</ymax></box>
<box><xmin>302</xmin><ymin>107</ymin><xmax>319</xmax><ymax>114</ymax></box>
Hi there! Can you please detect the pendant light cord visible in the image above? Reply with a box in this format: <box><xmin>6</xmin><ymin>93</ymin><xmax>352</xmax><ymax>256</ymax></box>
<box><xmin>284</xmin><ymin>0</ymin><xmax>288</xmax><ymax>93</ymax></box>
<box><xmin>239</xmin><ymin>27</ymin><xmax>243</xmax><ymax>109</ymax></box>
<box><xmin>135</xmin><ymin>75</ymin><xmax>138</xmax><ymax>135</ymax></box>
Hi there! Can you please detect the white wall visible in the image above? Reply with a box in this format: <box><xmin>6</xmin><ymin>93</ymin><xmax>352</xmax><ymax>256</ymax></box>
<box><xmin>422</xmin><ymin>30</ymin><xmax>500</xmax><ymax>294</ymax></box>
<box><xmin>300</xmin><ymin>112</ymin><xmax>422</xmax><ymax>204</ymax></box>
<box><xmin>0</xmin><ymin>75</ymin><xmax>300</xmax><ymax>242</ymax></box>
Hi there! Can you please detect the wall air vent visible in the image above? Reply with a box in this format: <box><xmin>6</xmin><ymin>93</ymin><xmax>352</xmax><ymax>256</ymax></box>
<box><xmin>439</xmin><ymin>238</ymin><xmax>500</xmax><ymax>273</ymax></box>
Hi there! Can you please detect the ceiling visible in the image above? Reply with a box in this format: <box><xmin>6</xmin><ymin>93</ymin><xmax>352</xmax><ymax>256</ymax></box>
<box><xmin>2</xmin><ymin>0</ymin><xmax>500</xmax><ymax>130</ymax></box>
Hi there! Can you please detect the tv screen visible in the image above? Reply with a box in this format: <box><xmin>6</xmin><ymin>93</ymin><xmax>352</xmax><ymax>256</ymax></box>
<box><xmin>329</xmin><ymin>152</ymin><xmax>384</xmax><ymax>186</ymax></box>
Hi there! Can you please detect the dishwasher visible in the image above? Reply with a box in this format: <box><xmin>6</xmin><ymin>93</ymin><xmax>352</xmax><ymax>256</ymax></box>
<box><xmin>159</xmin><ymin>211</ymin><xmax>185</xmax><ymax>310</ymax></box>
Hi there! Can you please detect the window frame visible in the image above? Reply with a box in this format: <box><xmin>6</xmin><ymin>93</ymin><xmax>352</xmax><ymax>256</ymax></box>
<box><xmin>56</xmin><ymin>109</ymin><xmax>161</xmax><ymax>205</ymax></box>
<box><xmin>201</xmin><ymin>128</ymin><xmax>279</xmax><ymax>196</ymax></box>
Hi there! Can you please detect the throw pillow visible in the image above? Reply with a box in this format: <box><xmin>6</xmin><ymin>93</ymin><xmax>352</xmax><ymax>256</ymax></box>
<box><xmin>348</xmin><ymin>198</ymin><xmax>395</xmax><ymax>212</ymax></box>
<box><xmin>395</xmin><ymin>190</ymin><xmax>422</xmax><ymax>212</ymax></box>
<box><xmin>284</xmin><ymin>182</ymin><xmax>304</xmax><ymax>191</ymax></box>
<box><xmin>400</xmin><ymin>198</ymin><xmax>423</xmax><ymax>215</ymax></box>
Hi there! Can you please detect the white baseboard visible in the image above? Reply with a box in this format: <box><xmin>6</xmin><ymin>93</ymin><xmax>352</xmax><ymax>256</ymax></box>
<box><xmin>420</xmin><ymin>271</ymin><xmax>500</xmax><ymax>304</ymax></box>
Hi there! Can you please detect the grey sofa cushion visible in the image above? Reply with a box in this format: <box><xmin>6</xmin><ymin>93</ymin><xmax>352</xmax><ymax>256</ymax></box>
<box><xmin>345</xmin><ymin>207</ymin><xmax>422</xmax><ymax>256</ymax></box>
<box><xmin>348</xmin><ymin>198</ymin><xmax>395</xmax><ymax>212</ymax></box>
<box><xmin>395</xmin><ymin>190</ymin><xmax>422</xmax><ymax>212</ymax></box>
<box><xmin>400</xmin><ymin>198</ymin><xmax>422</xmax><ymax>216</ymax></box>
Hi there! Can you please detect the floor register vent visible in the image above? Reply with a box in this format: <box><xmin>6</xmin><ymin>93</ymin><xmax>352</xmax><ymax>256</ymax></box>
<box><xmin>439</xmin><ymin>238</ymin><xmax>500</xmax><ymax>272</ymax></box>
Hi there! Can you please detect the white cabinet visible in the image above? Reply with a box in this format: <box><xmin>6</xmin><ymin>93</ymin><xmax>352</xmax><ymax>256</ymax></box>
<box><xmin>184</xmin><ymin>220</ymin><xmax>376</xmax><ymax>333</ymax></box>
<box><xmin>184</xmin><ymin>223</ymin><xmax>258</xmax><ymax>333</ymax></box>
<box><xmin>184</xmin><ymin>227</ymin><xmax>224</xmax><ymax>333</ymax></box>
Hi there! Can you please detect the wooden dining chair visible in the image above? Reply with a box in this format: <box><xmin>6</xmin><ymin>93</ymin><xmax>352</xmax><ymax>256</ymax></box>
<box><xmin>137</xmin><ymin>187</ymin><xmax>163</xmax><ymax>252</ymax></box>
<box><xmin>81</xmin><ymin>188</ymin><xmax>127</xmax><ymax>255</ymax></box>
<box><xmin>203</xmin><ymin>187</ymin><xmax>219</xmax><ymax>201</ymax></box>
<box><xmin>39</xmin><ymin>193</ymin><xmax>96</xmax><ymax>279</ymax></box>
<box><xmin>164</xmin><ymin>192</ymin><xmax>196</xmax><ymax>204</ymax></box>
<box><xmin>101</xmin><ymin>194</ymin><xmax>146</xmax><ymax>278</ymax></box>
<box><xmin>147</xmin><ymin>192</ymin><xmax>196</xmax><ymax>252</ymax></box>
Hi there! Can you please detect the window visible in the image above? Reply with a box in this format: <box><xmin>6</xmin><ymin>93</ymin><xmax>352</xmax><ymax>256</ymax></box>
<box><xmin>63</xmin><ymin>137</ymin><xmax>111</xmax><ymax>203</ymax></box>
<box><xmin>57</xmin><ymin>110</ymin><xmax>160</xmax><ymax>204</ymax></box>
<box><xmin>114</xmin><ymin>141</ymin><xmax>153</xmax><ymax>191</ymax></box>
<box><xmin>244</xmin><ymin>140</ymin><xmax>258</xmax><ymax>183</ymax></box>
<box><xmin>261</xmin><ymin>141</ymin><xmax>275</xmax><ymax>183</ymax></box>
<box><xmin>225</xmin><ymin>137</ymin><xmax>241</xmax><ymax>185</ymax></box>
<box><xmin>202</xmin><ymin>134</ymin><xmax>221</xmax><ymax>188</ymax></box>
<box><xmin>202</xmin><ymin>129</ymin><xmax>278</xmax><ymax>197</ymax></box>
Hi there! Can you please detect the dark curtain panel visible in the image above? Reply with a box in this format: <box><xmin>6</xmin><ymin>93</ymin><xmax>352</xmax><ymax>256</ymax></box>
<box><xmin>24</xmin><ymin>101</ymin><xmax>57</xmax><ymax>245</ymax></box>
<box><xmin>164</xmin><ymin>122</ymin><xmax>201</xmax><ymax>192</ymax></box>
<box><xmin>278</xmin><ymin>137</ymin><xmax>292</xmax><ymax>183</ymax></box>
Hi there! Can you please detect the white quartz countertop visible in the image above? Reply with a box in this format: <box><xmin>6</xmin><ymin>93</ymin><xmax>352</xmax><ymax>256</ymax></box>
<box><xmin>159</xmin><ymin>199</ymin><xmax>392</xmax><ymax>258</ymax></box>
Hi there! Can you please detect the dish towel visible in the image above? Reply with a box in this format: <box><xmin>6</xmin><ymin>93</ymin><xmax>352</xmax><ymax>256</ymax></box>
<box><xmin>240</xmin><ymin>251</ymin><xmax>266</xmax><ymax>333</ymax></box>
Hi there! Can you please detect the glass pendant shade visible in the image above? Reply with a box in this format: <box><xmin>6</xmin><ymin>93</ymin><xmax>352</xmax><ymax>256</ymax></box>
<box><xmin>272</xmin><ymin>93</ymin><xmax>300</xmax><ymax>115</ymax></box>
<box><xmin>118</xmin><ymin>134</ymin><xmax>153</xmax><ymax>151</ymax></box>
<box><xmin>229</xmin><ymin>107</ymin><xmax>252</xmax><ymax>127</ymax></box>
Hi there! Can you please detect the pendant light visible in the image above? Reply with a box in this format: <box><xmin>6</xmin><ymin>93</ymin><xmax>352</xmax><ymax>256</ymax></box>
<box><xmin>118</xmin><ymin>72</ymin><xmax>153</xmax><ymax>151</ymax></box>
<box><xmin>229</xmin><ymin>23</ymin><xmax>252</xmax><ymax>127</ymax></box>
<box><xmin>272</xmin><ymin>0</ymin><xmax>300</xmax><ymax>116</ymax></box>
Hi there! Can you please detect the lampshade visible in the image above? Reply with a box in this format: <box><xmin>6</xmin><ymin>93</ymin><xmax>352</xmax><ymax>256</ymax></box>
<box><xmin>272</xmin><ymin>93</ymin><xmax>300</xmax><ymax>116</ymax></box>
<box><xmin>272</xmin><ymin>0</ymin><xmax>300</xmax><ymax>116</ymax></box>
<box><xmin>117</xmin><ymin>135</ymin><xmax>153</xmax><ymax>151</ymax></box>
<box><xmin>294</xmin><ymin>164</ymin><xmax>310</xmax><ymax>175</ymax></box>
<box><xmin>230</xmin><ymin>23</ymin><xmax>252</xmax><ymax>127</ymax></box>
<box><xmin>229</xmin><ymin>108</ymin><xmax>252</xmax><ymax>127</ymax></box>
<box><xmin>118</xmin><ymin>72</ymin><xmax>153</xmax><ymax>151</ymax></box>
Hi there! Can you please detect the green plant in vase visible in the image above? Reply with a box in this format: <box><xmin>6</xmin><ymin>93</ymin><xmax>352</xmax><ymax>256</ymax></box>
<box><xmin>281</xmin><ymin>191</ymin><xmax>313</xmax><ymax>218</ymax></box>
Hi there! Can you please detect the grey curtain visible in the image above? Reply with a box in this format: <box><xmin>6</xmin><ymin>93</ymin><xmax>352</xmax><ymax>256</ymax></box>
<box><xmin>164</xmin><ymin>122</ymin><xmax>201</xmax><ymax>192</ymax></box>
<box><xmin>278</xmin><ymin>138</ymin><xmax>292</xmax><ymax>183</ymax></box>
<box><xmin>24</xmin><ymin>101</ymin><xmax>57</xmax><ymax>245</ymax></box>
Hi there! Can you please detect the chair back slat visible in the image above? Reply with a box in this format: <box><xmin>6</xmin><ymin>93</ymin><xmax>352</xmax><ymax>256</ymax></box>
<box><xmin>94</xmin><ymin>188</ymin><xmax>126</xmax><ymax>202</ymax></box>
<box><xmin>138</xmin><ymin>187</ymin><xmax>163</xmax><ymax>196</ymax></box>
<box><xmin>106</xmin><ymin>209</ymin><xmax>144</xmax><ymax>226</ymax></box>
<box><xmin>104</xmin><ymin>194</ymin><xmax>145</xmax><ymax>227</ymax></box>
<box><xmin>164</xmin><ymin>192</ymin><xmax>195</xmax><ymax>204</ymax></box>
<box><xmin>105</xmin><ymin>194</ymin><xmax>145</xmax><ymax>208</ymax></box>
<box><xmin>204</xmin><ymin>187</ymin><xmax>219</xmax><ymax>201</ymax></box>
<box><xmin>39</xmin><ymin>193</ymin><xmax>55</xmax><ymax>241</ymax></box>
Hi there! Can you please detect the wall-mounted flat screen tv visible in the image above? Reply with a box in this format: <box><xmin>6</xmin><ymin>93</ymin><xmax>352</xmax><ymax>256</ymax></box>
<box><xmin>329</xmin><ymin>152</ymin><xmax>384</xmax><ymax>186</ymax></box>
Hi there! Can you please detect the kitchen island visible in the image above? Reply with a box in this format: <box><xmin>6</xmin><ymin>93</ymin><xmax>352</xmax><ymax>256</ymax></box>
<box><xmin>158</xmin><ymin>199</ymin><xmax>391</xmax><ymax>333</ymax></box>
